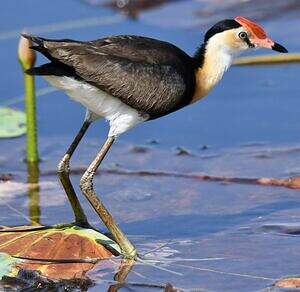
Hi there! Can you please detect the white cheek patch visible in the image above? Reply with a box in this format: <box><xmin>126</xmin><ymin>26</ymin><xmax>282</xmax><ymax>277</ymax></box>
<box><xmin>225</xmin><ymin>27</ymin><xmax>251</xmax><ymax>52</ymax></box>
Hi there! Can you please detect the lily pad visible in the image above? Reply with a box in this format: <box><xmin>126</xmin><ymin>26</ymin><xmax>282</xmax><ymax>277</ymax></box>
<box><xmin>274</xmin><ymin>277</ymin><xmax>300</xmax><ymax>289</ymax></box>
<box><xmin>0</xmin><ymin>224</ymin><xmax>120</xmax><ymax>280</ymax></box>
<box><xmin>0</xmin><ymin>107</ymin><xmax>26</xmax><ymax>138</ymax></box>
<box><xmin>0</xmin><ymin>252</ymin><xmax>20</xmax><ymax>279</ymax></box>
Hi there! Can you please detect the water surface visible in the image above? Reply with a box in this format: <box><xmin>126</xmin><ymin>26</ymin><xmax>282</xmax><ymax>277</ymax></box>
<box><xmin>1</xmin><ymin>1</ymin><xmax>300</xmax><ymax>290</ymax></box>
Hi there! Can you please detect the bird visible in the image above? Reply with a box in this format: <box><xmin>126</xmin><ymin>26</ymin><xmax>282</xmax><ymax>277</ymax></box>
<box><xmin>23</xmin><ymin>16</ymin><xmax>288</xmax><ymax>259</ymax></box>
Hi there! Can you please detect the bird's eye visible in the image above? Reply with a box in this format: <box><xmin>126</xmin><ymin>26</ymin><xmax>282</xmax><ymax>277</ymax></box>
<box><xmin>238</xmin><ymin>32</ymin><xmax>248</xmax><ymax>40</ymax></box>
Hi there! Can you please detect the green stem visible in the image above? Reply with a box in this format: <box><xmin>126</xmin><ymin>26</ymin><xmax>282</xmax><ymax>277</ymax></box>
<box><xmin>24</xmin><ymin>73</ymin><xmax>39</xmax><ymax>163</ymax></box>
<box><xmin>27</xmin><ymin>161</ymin><xmax>41</xmax><ymax>225</ymax></box>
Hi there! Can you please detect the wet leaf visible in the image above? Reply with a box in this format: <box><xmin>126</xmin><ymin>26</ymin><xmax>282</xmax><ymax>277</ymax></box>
<box><xmin>274</xmin><ymin>277</ymin><xmax>300</xmax><ymax>289</ymax></box>
<box><xmin>0</xmin><ymin>253</ymin><xmax>20</xmax><ymax>279</ymax></box>
<box><xmin>0</xmin><ymin>107</ymin><xmax>26</xmax><ymax>138</ymax></box>
<box><xmin>0</xmin><ymin>225</ymin><xmax>120</xmax><ymax>280</ymax></box>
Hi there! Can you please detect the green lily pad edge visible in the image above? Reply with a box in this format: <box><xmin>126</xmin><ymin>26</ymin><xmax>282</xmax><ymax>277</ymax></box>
<box><xmin>0</xmin><ymin>253</ymin><xmax>21</xmax><ymax>278</ymax></box>
<box><xmin>0</xmin><ymin>107</ymin><xmax>26</xmax><ymax>138</ymax></box>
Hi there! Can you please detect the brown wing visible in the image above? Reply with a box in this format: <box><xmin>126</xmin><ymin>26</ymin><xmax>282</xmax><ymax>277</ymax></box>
<box><xmin>27</xmin><ymin>35</ymin><xmax>196</xmax><ymax>118</ymax></box>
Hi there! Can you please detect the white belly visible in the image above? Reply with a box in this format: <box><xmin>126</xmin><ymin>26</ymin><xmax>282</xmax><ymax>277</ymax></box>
<box><xmin>44</xmin><ymin>76</ymin><xmax>148</xmax><ymax>137</ymax></box>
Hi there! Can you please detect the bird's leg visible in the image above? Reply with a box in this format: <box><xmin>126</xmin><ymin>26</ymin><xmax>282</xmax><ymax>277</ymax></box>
<box><xmin>79</xmin><ymin>136</ymin><xmax>137</xmax><ymax>259</ymax></box>
<box><xmin>57</xmin><ymin>120</ymin><xmax>91</xmax><ymax>227</ymax></box>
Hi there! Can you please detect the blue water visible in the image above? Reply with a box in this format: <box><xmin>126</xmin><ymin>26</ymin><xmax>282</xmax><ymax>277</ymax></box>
<box><xmin>1</xmin><ymin>0</ymin><xmax>300</xmax><ymax>290</ymax></box>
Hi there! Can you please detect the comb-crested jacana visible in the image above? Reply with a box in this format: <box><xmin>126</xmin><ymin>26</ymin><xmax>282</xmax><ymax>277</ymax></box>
<box><xmin>23</xmin><ymin>16</ymin><xmax>288</xmax><ymax>258</ymax></box>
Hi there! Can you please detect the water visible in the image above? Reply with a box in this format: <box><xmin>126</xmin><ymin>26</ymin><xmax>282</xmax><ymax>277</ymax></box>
<box><xmin>1</xmin><ymin>0</ymin><xmax>300</xmax><ymax>290</ymax></box>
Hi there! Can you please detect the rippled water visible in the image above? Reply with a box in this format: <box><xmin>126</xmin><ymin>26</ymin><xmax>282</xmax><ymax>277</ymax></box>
<box><xmin>1</xmin><ymin>0</ymin><xmax>300</xmax><ymax>291</ymax></box>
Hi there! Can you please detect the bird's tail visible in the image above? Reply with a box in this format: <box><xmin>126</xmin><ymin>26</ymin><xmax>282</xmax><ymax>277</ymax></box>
<box><xmin>21</xmin><ymin>33</ymin><xmax>44</xmax><ymax>47</ymax></box>
<box><xmin>21</xmin><ymin>33</ymin><xmax>55</xmax><ymax>75</ymax></box>
<box><xmin>21</xmin><ymin>34</ymin><xmax>76</xmax><ymax>77</ymax></box>
<box><xmin>25</xmin><ymin>63</ymin><xmax>56</xmax><ymax>76</ymax></box>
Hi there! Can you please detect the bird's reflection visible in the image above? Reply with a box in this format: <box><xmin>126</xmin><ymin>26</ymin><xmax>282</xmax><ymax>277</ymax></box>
<box><xmin>108</xmin><ymin>258</ymin><xmax>135</xmax><ymax>292</ymax></box>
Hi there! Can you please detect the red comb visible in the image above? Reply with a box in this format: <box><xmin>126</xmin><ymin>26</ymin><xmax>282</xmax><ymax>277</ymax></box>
<box><xmin>235</xmin><ymin>16</ymin><xmax>267</xmax><ymax>39</ymax></box>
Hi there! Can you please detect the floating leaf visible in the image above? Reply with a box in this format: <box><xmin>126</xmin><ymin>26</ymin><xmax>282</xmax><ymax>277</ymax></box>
<box><xmin>274</xmin><ymin>277</ymin><xmax>300</xmax><ymax>289</ymax></box>
<box><xmin>0</xmin><ymin>253</ymin><xmax>20</xmax><ymax>279</ymax></box>
<box><xmin>0</xmin><ymin>107</ymin><xmax>26</xmax><ymax>138</ymax></box>
<box><xmin>0</xmin><ymin>224</ymin><xmax>120</xmax><ymax>280</ymax></box>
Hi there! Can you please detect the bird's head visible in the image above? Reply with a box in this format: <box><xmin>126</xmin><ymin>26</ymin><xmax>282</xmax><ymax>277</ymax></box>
<box><xmin>204</xmin><ymin>16</ymin><xmax>288</xmax><ymax>56</ymax></box>
<box><xmin>192</xmin><ymin>17</ymin><xmax>288</xmax><ymax>103</ymax></box>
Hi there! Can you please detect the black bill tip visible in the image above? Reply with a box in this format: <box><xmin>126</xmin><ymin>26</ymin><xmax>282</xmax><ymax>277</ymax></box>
<box><xmin>272</xmin><ymin>42</ymin><xmax>288</xmax><ymax>53</ymax></box>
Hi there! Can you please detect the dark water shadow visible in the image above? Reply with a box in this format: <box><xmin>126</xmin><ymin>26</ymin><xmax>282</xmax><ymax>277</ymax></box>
<box><xmin>2</xmin><ymin>258</ymin><xmax>176</xmax><ymax>292</ymax></box>
<box><xmin>260</xmin><ymin>223</ymin><xmax>300</xmax><ymax>236</ymax></box>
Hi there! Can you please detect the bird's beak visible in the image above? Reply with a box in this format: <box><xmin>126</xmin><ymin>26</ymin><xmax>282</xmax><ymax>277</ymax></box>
<box><xmin>251</xmin><ymin>37</ymin><xmax>288</xmax><ymax>53</ymax></box>
<box><xmin>272</xmin><ymin>42</ymin><xmax>288</xmax><ymax>53</ymax></box>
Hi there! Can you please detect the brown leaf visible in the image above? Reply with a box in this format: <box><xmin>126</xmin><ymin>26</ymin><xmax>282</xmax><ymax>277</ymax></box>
<box><xmin>0</xmin><ymin>225</ymin><xmax>116</xmax><ymax>280</ymax></box>
<box><xmin>275</xmin><ymin>277</ymin><xmax>300</xmax><ymax>289</ymax></box>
